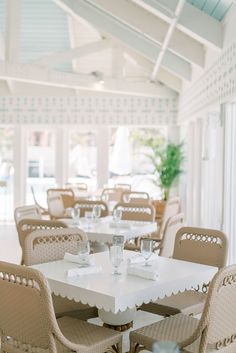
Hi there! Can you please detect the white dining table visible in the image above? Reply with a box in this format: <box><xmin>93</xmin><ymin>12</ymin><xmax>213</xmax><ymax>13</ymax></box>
<box><xmin>32</xmin><ymin>250</ymin><xmax>217</xmax><ymax>327</ymax></box>
<box><xmin>59</xmin><ymin>216</ymin><xmax>157</xmax><ymax>245</ymax></box>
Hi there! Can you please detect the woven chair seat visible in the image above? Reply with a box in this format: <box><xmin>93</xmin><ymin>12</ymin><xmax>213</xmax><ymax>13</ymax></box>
<box><xmin>57</xmin><ymin>316</ymin><xmax>122</xmax><ymax>353</ymax></box>
<box><xmin>52</xmin><ymin>294</ymin><xmax>98</xmax><ymax>320</ymax></box>
<box><xmin>130</xmin><ymin>313</ymin><xmax>200</xmax><ymax>353</ymax></box>
<box><xmin>140</xmin><ymin>290</ymin><xmax>206</xmax><ymax>316</ymax></box>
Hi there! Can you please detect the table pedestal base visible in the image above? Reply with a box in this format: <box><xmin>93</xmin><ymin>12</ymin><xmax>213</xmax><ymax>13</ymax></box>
<box><xmin>103</xmin><ymin>321</ymin><xmax>133</xmax><ymax>332</ymax></box>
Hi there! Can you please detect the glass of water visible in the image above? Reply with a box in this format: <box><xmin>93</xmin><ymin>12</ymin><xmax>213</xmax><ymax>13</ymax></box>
<box><xmin>78</xmin><ymin>240</ymin><xmax>90</xmax><ymax>265</ymax></box>
<box><xmin>85</xmin><ymin>211</ymin><xmax>93</xmax><ymax>229</ymax></box>
<box><xmin>141</xmin><ymin>238</ymin><xmax>153</xmax><ymax>266</ymax></box>
<box><xmin>71</xmin><ymin>207</ymin><xmax>80</xmax><ymax>225</ymax></box>
<box><xmin>93</xmin><ymin>205</ymin><xmax>101</xmax><ymax>222</ymax></box>
<box><xmin>110</xmin><ymin>245</ymin><xmax>123</xmax><ymax>275</ymax></box>
<box><xmin>113</xmin><ymin>208</ymin><xmax>122</xmax><ymax>224</ymax></box>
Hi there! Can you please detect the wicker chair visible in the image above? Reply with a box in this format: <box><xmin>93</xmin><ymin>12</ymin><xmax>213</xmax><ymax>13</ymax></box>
<box><xmin>31</xmin><ymin>185</ymin><xmax>50</xmax><ymax>217</ymax></box>
<box><xmin>65</xmin><ymin>182</ymin><xmax>88</xmax><ymax>191</ymax></box>
<box><xmin>0</xmin><ymin>261</ymin><xmax>122</xmax><ymax>353</ymax></box>
<box><xmin>115</xmin><ymin>183</ymin><xmax>131</xmax><ymax>190</ymax></box>
<box><xmin>47</xmin><ymin>188</ymin><xmax>75</xmax><ymax>210</ymax></box>
<box><xmin>47</xmin><ymin>194</ymin><xmax>69</xmax><ymax>219</ymax></box>
<box><xmin>23</xmin><ymin>227</ymin><xmax>99</xmax><ymax>321</ymax></box>
<box><xmin>158</xmin><ymin>197</ymin><xmax>180</xmax><ymax>239</ymax></box>
<box><xmin>73</xmin><ymin>199</ymin><xmax>109</xmax><ymax>218</ymax></box>
<box><xmin>17</xmin><ymin>218</ymin><xmax>68</xmax><ymax>263</ymax></box>
<box><xmin>101</xmin><ymin>187</ymin><xmax>123</xmax><ymax>203</ymax></box>
<box><xmin>140</xmin><ymin>227</ymin><xmax>228</xmax><ymax>317</ymax></box>
<box><xmin>130</xmin><ymin>264</ymin><xmax>236</xmax><ymax>353</ymax></box>
<box><xmin>14</xmin><ymin>205</ymin><xmax>42</xmax><ymax>225</ymax></box>
<box><xmin>121</xmin><ymin>191</ymin><xmax>150</xmax><ymax>204</ymax></box>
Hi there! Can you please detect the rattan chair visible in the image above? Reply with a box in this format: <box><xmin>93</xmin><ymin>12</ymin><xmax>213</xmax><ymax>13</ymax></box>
<box><xmin>115</xmin><ymin>183</ymin><xmax>131</xmax><ymax>190</ymax></box>
<box><xmin>121</xmin><ymin>191</ymin><xmax>150</xmax><ymax>204</ymax></box>
<box><xmin>23</xmin><ymin>227</ymin><xmax>99</xmax><ymax>321</ymax></box>
<box><xmin>47</xmin><ymin>194</ymin><xmax>69</xmax><ymax>219</ymax></box>
<box><xmin>157</xmin><ymin>197</ymin><xmax>180</xmax><ymax>239</ymax></box>
<box><xmin>14</xmin><ymin>205</ymin><xmax>42</xmax><ymax>225</ymax></box>
<box><xmin>130</xmin><ymin>264</ymin><xmax>236</xmax><ymax>353</ymax></box>
<box><xmin>65</xmin><ymin>182</ymin><xmax>88</xmax><ymax>191</ymax></box>
<box><xmin>47</xmin><ymin>188</ymin><xmax>75</xmax><ymax>210</ymax></box>
<box><xmin>31</xmin><ymin>185</ymin><xmax>50</xmax><ymax>217</ymax></box>
<box><xmin>17</xmin><ymin>218</ymin><xmax>68</xmax><ymax>262</ymax></box>
<box><xmin>141</xmin><ymin>227</ymin><xmax>228</xmax><ymax>317</ymax></box>
<box><xmin>101</xmin><ymin>187</ymin><xmax>122</xmax><ymax>203</ymax></box>
<box><xmin>0</xmin><ymin>261</ymin><xmax>122</xmax><ymax>353</ymax></box>
<box><xmin>73</xmin><ymin>199</ymin><xmax>109</xmax><ymax>217</ymax></box>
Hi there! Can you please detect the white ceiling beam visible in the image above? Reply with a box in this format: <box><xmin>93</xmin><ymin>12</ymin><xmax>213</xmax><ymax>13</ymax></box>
<box><xmin>151</xmin><ymin>0</ymin><xmax>185</xmax><ymax>80</ymax></box>
<box><xmin>88</xmin><ymin>0</ymin><xmax>205</xmax><ymax>68</ymax></box>
<box><xmin>52</xmin><ymin>0</ymin><xmax>192</xmax><ymax>81</ymax></box>
<box><xmin>0</xmin><ymin>60</ymin><xmax>175</xmax><ymax>97</ymax></box>
<box><xmin>124</xmin><ymin>49</ymin><xmax>182</xmax><ymax>92</ymax></box>
<box><xmin>35</xmin><ymin>39</ymin><xmax>112</xmax><ymax>68</ymax></box>
<box><xmin>132</xmin><ymin>0</ymin><xmax>223</xmax><ymax>50</ymax></box>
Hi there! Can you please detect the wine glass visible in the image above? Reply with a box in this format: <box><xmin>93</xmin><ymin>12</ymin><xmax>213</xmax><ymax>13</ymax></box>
<box><xmin>113</xmin><ymin>208</ymin><xmax>122</xmax><ymax>225</ymax></box>
<box><xmin>123</xmin><ymin>193</ymin><xmax>130</xmax><ymax>203</ymax></box>
<box><xmin>85</xmin><ymin>211</ymin><xmax>93</xmax><ymax>230</ymax></box>
<box><xmin>71</xmin><ymin>207</ymin><xmax>80</xmax><ymax>225</ymax></box>
<box><xmin>78</xmin><ymin>240</ymin><xmax>90</xmax><ymax>265</ymax></box>
<box><xmin>140</xmin><ymin>238</ymin><xmax>153</xmax><ymax>266</ymax></box>
<box><xmin>93</xmin><ymin>205</ymin><xmax>101</xmax><ymax>222</ymax></box>
<box><xmin>113</xmin><ymin>235</ymin><xmax>124</xmax><ymax>249</ymax></box>
<box><xmin>109</xmin><ymin>245</ymin><xmax>123</xmax><ymax>275</ymax></box>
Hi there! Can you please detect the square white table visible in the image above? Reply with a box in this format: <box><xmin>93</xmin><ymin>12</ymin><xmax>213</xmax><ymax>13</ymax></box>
<box><xmin>32</xmin><ymin>250</ymin><xmax>217</xmax><ymax>317</ymax></box>
<box><xmin>59</xmin><ymin>216</ymin><xmax>157</xmax><ymax>245</ymax></box>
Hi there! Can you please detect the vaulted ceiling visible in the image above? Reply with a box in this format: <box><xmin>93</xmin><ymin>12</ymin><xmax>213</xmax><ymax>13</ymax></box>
<box><xmin>0</xmin><ymin>0</ymin><xmax>234</xmax><ymax>97</ymax></box>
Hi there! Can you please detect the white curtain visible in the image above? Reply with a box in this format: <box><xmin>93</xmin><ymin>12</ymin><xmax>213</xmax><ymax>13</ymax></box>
<box><xmin>222</xmin><ymin>103</ymin><xmax>236</xmax><ymax>264</ymax></box>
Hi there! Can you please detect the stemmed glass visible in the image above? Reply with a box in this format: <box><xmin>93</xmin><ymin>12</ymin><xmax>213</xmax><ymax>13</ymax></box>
<box><xmin>110</xmin><ymin>245</ymin><xmax>123</xmax><ymax>275</ymax></box>
<box><xmin>140</xmin><ymin>238</ymin><xmax>153</xmax><ymax>266</ymax></box>
<box><xmin>93</xmin><ymin>205</ymin><xmax>101</xmax><ymax>222</ymax></box>
<box><xmin>113</xmin><ymin>208</ymin><xmax>122</xmax><ymax>226</ymax></box>
<box><xmin>85</xmin><ymin>211</ymin><xmax>93</xmax><ymax>230</ymax></box>
<box><xmin>77</xmin><ymin>240</ymin><xmax>90</xmax><ymax>266</ymax></box>
<box><xmin>123</xmin><ymin>194</ymin><xmax>130</xmax><ymax>203</ymax></box>
<box><xmin>71</xmin><ymin>207</ymin><xmax>80</xmax><ymax>225</ymax></box>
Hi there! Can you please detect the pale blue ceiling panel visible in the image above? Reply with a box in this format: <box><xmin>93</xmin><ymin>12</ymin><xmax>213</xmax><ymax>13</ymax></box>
<box><xmin>187</xmin><ymin>0</ymin><xmax>233</xmax><ymax>21</ymax></box>
<box><xmin>21</xmin><ymin>0</ymin><xmax>72</xmax><ymax>71</ymax></box>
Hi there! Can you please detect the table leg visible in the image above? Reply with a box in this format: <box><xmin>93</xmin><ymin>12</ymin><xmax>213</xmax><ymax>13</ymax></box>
<box><xmin>98</xmin><ymin>307</ymin><xmax>136</xmax><ymax>332</ymax></box>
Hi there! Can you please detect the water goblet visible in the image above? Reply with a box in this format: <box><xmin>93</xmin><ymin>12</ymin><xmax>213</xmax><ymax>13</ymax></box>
<box><xmin>71</xmin><ymin>207</ymin><xmax>80</xmax><ymax>225</ymax></box>
<box><xmin>85</xmin><ymin>211</ymin><xmax>93</xmax><ymax>230</ymax></box>
<box><xmin>140</xmin><ymin>238</ymin><xmax>153</xmax><ymax>266</ymax></box>
<box><xmin>93</xmin><ymin>205</ymin><xmax>101</xmax><ymax>222</ymax></box>
<box><xmin>112</xmin><ymin>208</ymin><xmax>122</xmax><ymax>226</ymax></box>
<box><xmin>109</xmin><ymin>245</ymin><xmax>123</xmax><ymax>275</ymax></box>
<box><xmin>77</xmin><ymin>240</ymin><xmax>90</xmax><ymax>266</ymax></box>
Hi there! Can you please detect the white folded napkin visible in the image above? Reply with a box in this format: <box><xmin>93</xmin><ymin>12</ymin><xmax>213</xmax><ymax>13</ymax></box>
<box><xmin>67</xmin><ymin>266</ymin><xmax>102</xmax><ymax>277</ymax></box>
<box><xmin>127</xmin><ymin>255</ymin><xmax>145</xmax><ymax>265</ymax></box>
<box><xmin>64</xmin><ymin>253</ymin><xmax>95</xmax><ymax>266</ymax></box>
<box><xmin>109</xmin><ymin>221</ymin><xmax>131</xmax><ymax>229</ymax></box>
<box><xmin>127</xmin><ymin>264</ymin><xmax>159</xmax><ymax>281</ymax></box>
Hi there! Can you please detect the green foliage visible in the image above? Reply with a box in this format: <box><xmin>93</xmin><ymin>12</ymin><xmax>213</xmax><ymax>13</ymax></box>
<box><xmin>146</xmin><ymin>138</ymin><xmax>184</xmax><ymax>200</ymax></box>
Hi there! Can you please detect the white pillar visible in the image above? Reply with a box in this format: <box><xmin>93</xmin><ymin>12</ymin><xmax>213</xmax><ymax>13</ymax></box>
<box><xmin>14</xmin><ymin>126</ymin><xmax>27</xmax><ymax>207</ymax></box>
<box><xmin>186</xmin><ymin>122</ymin><xmax>194</xmax><ymax>224</ymax></box>
<box><xmin>167</xmin><ymin>125</ymin><xmax>179</xmax><ymax>143</ymax></box>
<box><xmin>192</xmin><ymin>118</ymin><xmax>202</xmax><ymax>226</ymax></box>
<box><xmin>97</xmin><ymin>127</ymin><xmax>109</xmax><ymax>189</ymax></box>
<box><xmin>55</xmin><ymin>127</ymin><xmax>68</xmax><ymax>187</ymax></box>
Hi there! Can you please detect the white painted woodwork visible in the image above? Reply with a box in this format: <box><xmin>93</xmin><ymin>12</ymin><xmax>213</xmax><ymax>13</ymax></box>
<box><xmin>52</xmin><ymin>0</ymin><xmax>191</xmax><ymax>81</ymax></box>
<box><xmin>13</xmin><ymin>126</ymin><xmax>27</xmax><ymax>207</ymax></box>
<box><xmin>96</xmin><ymin>127</ymin><xmax>109</xmax><ymax>188</ymax></box>
<box><xmin>132</xmin><ymin>0</ymin><xmax>223</xmax><ymax>50</ymax></box>
<box><xmin>55</xmin><ymin>127</ymin><xmax>68</xmax><ymax>187</ymax></box>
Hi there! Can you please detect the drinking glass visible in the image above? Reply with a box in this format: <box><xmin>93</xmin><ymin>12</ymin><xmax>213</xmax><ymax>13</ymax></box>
<box><xmin>77</xmin><ymin>240</ymin><xmax>90</xmax><ymax>265</ymax></box>
<box><xmin>113</xmin><ymin>235</ymin><xmax>125</xmax><ymax>249</ymax></box>
<box><xmin>93</xmin><ymin>205</ymin><xmax>101</xmax><ymax>222</ymax></box>
<box><xmin>140</xmin><ymin>238</ymin><xmax>153</xmax><ymax>266</ymax></box>
<box><xmin>113</xmin><ymin>208</ymin><xmax>122</xmax><ymax>224</ymax></box>
<box><xmin>85</xmin><ymin>211</ymin><xmax>93</xmax><ymax>229</ymax></box>
<box><xmin>71</xmin><ymin>207</ymin><xmax>80</xmax><ymax>225</ymax></box>
<box><xmin>123</xmin><ymin>194</ymin><xmax>130</xmax><ymax>203</ymax></box>
<box><xmin>109</xmin><ymin>245</ymin><xmax>123</xmax><ymax>275</ymax></box>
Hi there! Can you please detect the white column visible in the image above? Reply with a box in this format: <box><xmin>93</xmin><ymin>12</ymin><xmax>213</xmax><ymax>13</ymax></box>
<box><xmin>97</xmin><ymin>127</ymin><xmax>109</xmax><ymax>189</ymax></box>
<box><xmin>13</xmin><ymin>126</ymin><xmax>27</xmax><ymax>207</ymax></box>
<box><xmin>55</xmin><ymin>127</ymin><xmax>68</xmax><ymax>187</ymax></box>
<box><xmin>167</xmin><ymin>125</ymin><xmax>179</xmax><ymax>143</ymax></box>
<box><xmin>186</xmin><ymin>122</ymin><xmax>194</xmax><ymax>224</ymax></box>
<box><xmin>192</xmin><ymin>118</ymin><xmax>202</xmax><ymax>226</ymax></box>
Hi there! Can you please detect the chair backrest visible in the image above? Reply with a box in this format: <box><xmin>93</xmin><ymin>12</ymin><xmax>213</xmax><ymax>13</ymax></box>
<box><xmin>17</xmin><ymin>218</ymin><xmax>68</xmax><ymax>248</ymax></box>
<box><xmin>114</xmin><ymin>202</ymin><xmax>155</xmax><ymax>222</ymax></box>
<box><xmin>73</xmin><ymin>199</ymin><xmax>108</xmax><ymax>217</ymax></box>
<box><xmin>121</xmin><ymin>191</ymin><xmax>150</xmax><ymax>204</ymax></box>
<box><xmin>115</xmin><ymin>183</ymin><xmax>131</xmax><ymax>190</ymax></box>
<box><xmin>47</xmin><ymin>188</ymin><xmax>75</xmax><ymax>209</ymax></box>
<box><xmin>24</xmin><ymin>228</ymin><xmax>87</xmax><ymax>266</ymax></box>
<box><xmin>65</xmin><ymin>182</ymin><xmax>88</xmax><ymax>191</ymax></box>
<box><xmin>14</xmin><ymin>205</ymin><xmax>42</xmax><ymax>225</ymax></box>
<box><xmin>159</xmin><ymin>197</ymin><xmax>180</xmax><ymax>237</ymax></box>
<box><xmin>0</xmin><ymin>261</ymin><xmax>62</xmax><ymax>352</ymax></box>
<box><xmin>173</xmin><ymin>227</ymin><xmax>228</xmax><ymax>269</ymax></box>
<box><xmin>101</xmin><ymin>188</ymin><xmax>122</xmax><ymax>202</ymax></box>
<box><xmin>159</xmin><ymin>213</ymin><xmax>185</xmax><ymax>258</ymax></box>
<box><xmin>47</xmin><ymin>194</ymin><xmax>65</xmax><ymax>218</ymax></box>
<box><xmin>193</xmin><ymin>265</ymin><xmax>236</xmax><ymax>353</ymax></box>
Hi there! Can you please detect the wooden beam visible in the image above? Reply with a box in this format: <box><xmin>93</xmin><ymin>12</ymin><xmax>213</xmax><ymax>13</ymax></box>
<box><xmin>35</xmin><ymin>39</ymin><xmax>112</xmax><ymax>68</ymax></box>
<box><xmin>52</xmin><ymin>0</ymin><xmax>192</xmax><ymax>81</ymax></box>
